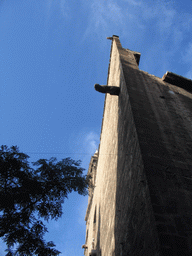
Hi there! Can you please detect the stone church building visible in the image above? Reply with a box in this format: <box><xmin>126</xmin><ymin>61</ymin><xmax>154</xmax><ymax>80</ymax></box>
<box><xmin>83</xmin><ymin>36</ymin><xmax>192</xmax><ymax>256</ymax></box>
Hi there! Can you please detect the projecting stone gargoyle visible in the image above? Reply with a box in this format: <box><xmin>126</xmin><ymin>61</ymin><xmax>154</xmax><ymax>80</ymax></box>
<box><xmin>94</xmin><ymin>84</ymin><xmax>120</xmax><ymax>96</ymax></box>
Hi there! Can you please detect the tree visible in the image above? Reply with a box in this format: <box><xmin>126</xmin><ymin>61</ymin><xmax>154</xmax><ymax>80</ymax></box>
<box><xmin>0</xmin><ymin>145</ymin><xmax>89</xmax><ymax>256</ymax></box>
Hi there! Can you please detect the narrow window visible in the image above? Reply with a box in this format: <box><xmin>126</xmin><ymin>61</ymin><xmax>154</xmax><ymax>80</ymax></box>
<box><xmin>93</xmin><ymin>206</ymin><xmax>97</xmax><ymax>224</ymax></box>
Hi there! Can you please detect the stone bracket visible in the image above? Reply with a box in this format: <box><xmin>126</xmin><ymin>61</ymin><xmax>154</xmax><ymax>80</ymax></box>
<box><xmin>94</xmin><ymin>84</ymin><xmax>120</xmax><ymax>96</ymax></box>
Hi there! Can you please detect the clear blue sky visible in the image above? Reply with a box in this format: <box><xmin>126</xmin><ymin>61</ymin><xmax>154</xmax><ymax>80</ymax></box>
<box><xmin>0</xmin><ymin>0</ymin><xmax>192</xmax><ymax>255</ymax></box>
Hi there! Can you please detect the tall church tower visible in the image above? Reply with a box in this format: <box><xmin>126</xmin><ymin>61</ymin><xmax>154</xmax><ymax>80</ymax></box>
<box><xmin>83</xmin><ymin>35</ymin><xmax>192</xmax><ymax>256</ymax></box>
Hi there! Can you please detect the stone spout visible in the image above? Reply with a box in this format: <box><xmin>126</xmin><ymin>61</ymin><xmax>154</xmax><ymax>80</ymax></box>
<box><xmin>94</xmin><ymin>84</ymin><xmax>120</xmax><ymax>96</ymax></box>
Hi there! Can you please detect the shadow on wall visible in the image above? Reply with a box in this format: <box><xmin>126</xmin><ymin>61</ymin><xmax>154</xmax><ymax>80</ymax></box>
<box><xmin>97</xmin><ymin>206</ymin><xmax>102</xmax><ymax>256</ymax></box>
<box><xmin>114</xmin><ymin>63</ymin><xmax>160</xmax><ymax>256</ymax></box>
<box><xmin>114</xmin><ymin>51</ymin><xmax>192</xmax><ymax>255</ymax></box>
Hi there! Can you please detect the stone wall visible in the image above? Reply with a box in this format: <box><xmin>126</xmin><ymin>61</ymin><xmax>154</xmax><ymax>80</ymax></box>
<box><xmin>113</xmin><ymin>37</ymin><xmax>159</xmax><ymax>256</ymax></box>
<box><xmin>84</xmin><ymin>36</ymin><xmax>192</xmax><ymax>256</ymax></box>
<box><xmin>120</xmin><ymin>44</ymin><xmax>192</xmax><ymax>255</ymax></box>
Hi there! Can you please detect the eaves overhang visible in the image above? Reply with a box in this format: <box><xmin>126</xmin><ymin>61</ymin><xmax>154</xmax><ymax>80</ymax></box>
<box><xmin>162</xmin><ymin>71</ymin><xmax>192</xmax><ymax>92</ymax></box>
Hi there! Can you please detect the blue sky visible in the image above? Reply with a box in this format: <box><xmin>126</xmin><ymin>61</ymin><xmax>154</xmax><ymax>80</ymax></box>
<box><xmin>0</xmin><ymin>0</ymin><xmax>192</xmax><ymax>255</ymax></box>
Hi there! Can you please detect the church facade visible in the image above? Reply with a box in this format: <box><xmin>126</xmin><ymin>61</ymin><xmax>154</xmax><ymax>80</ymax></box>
<box><xmin>83</xmin><ymin>36</ymin><xmax>192</xmax><ymax>256</ymax></box>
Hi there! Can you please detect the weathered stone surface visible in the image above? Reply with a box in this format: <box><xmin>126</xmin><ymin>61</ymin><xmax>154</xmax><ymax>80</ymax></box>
<box><xmin>84</xmin><ymin>36</ymin><xmax>192</xmax><ymax>256</ymax></box>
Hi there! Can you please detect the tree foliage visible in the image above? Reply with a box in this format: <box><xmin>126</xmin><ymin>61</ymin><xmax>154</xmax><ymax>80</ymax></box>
<box><xmin>0</xmin><ymin>145</ymin><xmax>89</xmax><ymax>255</ymax></box>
